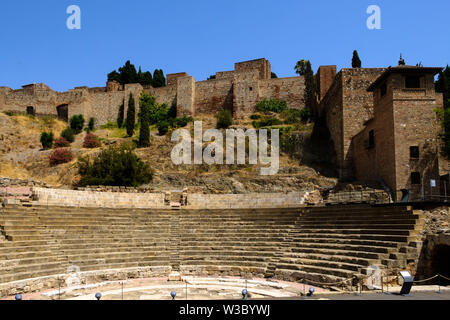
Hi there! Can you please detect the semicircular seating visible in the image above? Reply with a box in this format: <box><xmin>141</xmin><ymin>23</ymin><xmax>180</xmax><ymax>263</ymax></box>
<box><xmin>0</xmin><ymin>204</ymin><xmax>423</xmax><ymax>295</ymax></box>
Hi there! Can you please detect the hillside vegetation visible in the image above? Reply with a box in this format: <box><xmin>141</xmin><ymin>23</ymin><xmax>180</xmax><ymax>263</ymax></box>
<box><xmin>0</xmin><ymin>112</ymin><xmax>337</xmax><ymax>193</ymax></box>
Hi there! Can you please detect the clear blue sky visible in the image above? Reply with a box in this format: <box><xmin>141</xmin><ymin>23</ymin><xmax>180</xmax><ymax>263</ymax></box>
<box><xmin>0</xmin><ymin>0</ymin><xmax>448</xmax><ymax>91</ymax></box>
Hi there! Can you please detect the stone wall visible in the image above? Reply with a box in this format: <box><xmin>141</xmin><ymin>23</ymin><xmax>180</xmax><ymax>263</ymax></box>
<box><xmin>353</xmin><ymin>70</ymin><xmax>444</xmax><ymax>197</ymax></box>
<box><xmin>259</xmin><ymin>77</ymin><xmax>305</xmax><ymax>110</ymax></box>
<box><xmin>235</xmin><ymin>58</ymin><xmax>271</xmax><ymax>80</ymax></box>
<box><xmin>315</xmin><ymin>66</ymin><xmax>336</xmax><ymax>101</ymax></box>
<box><xmin>194</xmin><ymin>79</ymin><xmax>234</xmax><ymax>115</ymax></box>
<box><xmin>186</xmin><ymin>192</ymin><xmax>306</xmax><ymax>209</ymax></box>
<box><xmin>319</xmin><ymin>68</ymin><xmax>385</xmax><ymax>180</ymax></box>
<box><xmin>0</xmin><ymin>58</ymin><xmax>307</xmax><ymax>123</ymax></box>
<box><xmin>32</xmin><ymin>187</ymin><xmax>166</xmax><ymax>208</ymax></box>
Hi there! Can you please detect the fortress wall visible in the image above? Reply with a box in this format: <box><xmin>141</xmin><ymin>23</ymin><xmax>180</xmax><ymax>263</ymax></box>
<box><xmin>3</xmin><ymin>87</ymin><xmax>59</xmax><ymax>115</ymax></box>
<box><xmin>193</xmin><ymin>79</ymin><xmax>233</xmax><ymax>115</ymax></box>
<box><xmin>143</xmin><ymin>85</ymin><xmax>177</xmax><ymax>107</ymax></box>
<box><xmin>87</xmin><ymin>91</ymin><xmax>125</xmax><ymax>126</ymax></box>
<box><xmin>316</xmin><ymin>66</ymin><xmax>337</xmax><ymax>102</ymax></box>
<box><xmin>0</xmin><ymin>88</ymin><xmax>12</xmax><ymax>111</ymax></box>
<box><xmin>320</xmin><ymin>72</ymin><xmax>344</xmax><ymax>176</ymax></box>
<box><xmin>341</xmin><ymin>68</ymin><xmax>386</xmax><ymax>179</ymax></box>
<box><xmin>177</xmin><ymin>76</ymin><xmax>196</xmax><ymax>116</ymax></box>
<box><xmin>215</xmin><ymin>71</ymin><xmax>235</xmax><ymax>80</ymax></box>
<box><xmin>259</xmin><ymin>77</ymin><xmax>305</xmax><ymax>110</ymax></box>
<box><xmin>352</xmin><ymin>120</ymin><xmax>378</xmax><ymax>181</ymax></box>
<box><xmin>167</xmin><ymin>73</ymin><xmax>188</xmax><ymax>87</ymax></box>
<box><xmin>233</xmin><ymin>70</ymin><xmax>260</xmax><ymax>118</ymax></box>
<box><xmin>235</xmin><ymin>59</ymin><xmax>271</xmax><ymax>80</ymax></box>
<box><xmin>320</xmin><ymin>68</ymin><xmax>385</xmax><ymax>180</ymax></box>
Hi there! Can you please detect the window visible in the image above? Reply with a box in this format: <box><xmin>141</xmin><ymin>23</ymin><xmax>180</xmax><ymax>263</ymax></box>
<box><xmin>405</xmin><ymin>76</ymin><xmax>421</xmax><ymax>89</ymax></box>
<box><xmin>249</xmin><ymin>87</ymin><xmax>253</xmax><ymax>91</ymax></box>
<box><xmin>368</xmin><ymin>130</ymin><xmax>375</xmax><ymax>148</ymax></box>
<box><xmin>411</xmin><ymin>172</ymin><xmax>421</xmax><ymax>185</ymax></box>
<box><xmin>380</xmin><ymin>83</ymin><xmax>387</xmax><ymax>97</ymax></box>
<box><xmin>410</xmin><ymin>146</ymin><xmax>420</xmax><ymax>159</ymax></box>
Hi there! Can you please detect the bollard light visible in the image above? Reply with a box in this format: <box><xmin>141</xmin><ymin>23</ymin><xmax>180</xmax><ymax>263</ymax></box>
<box><xmin>15</xmin><ymin>294</ymin><xmax>22</xmax><ymax>301</ymax></box>
<box><xmin>95</xmin><ymin>292</ymin><xmax>102</xmax><ymax>300</ymax></box>
<box><xmin>307</xmin><ymin>287</ymin><xmax>315</xmax><ymax>297</ymax></box>
<box><xmin>171</xmin><ymin>291</ymin><xmax>176</xmax><ymax>300</ymax></box>
<box><xmin>242</xmin><ymin>289</ymin><xmax>248</xmax><ymax>300</ymax></box>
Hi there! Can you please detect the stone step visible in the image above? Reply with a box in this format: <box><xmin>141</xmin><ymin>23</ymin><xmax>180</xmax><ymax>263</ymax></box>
<box><xmin>291</xmin><ymin>229</ymin><xmax>415</xmax><ymax>236</ymax></box>
<box><xmin>304</xmin><ymin>206</ymin><xmax>411</xmax><ymax>213</ymax></box>
<box><xmin>294</xmin><ymin>224</ymin><xmax>417</xmax><ymax>230</ymax></box>
<box><xmin>274</xmin><ymin>263</ymin><xmax>357</xmax><ymax>279</ymax></box>
<box><xmin>287</xmin><ymin>247</ymin><xmax>387</xmax><ymax>260</ymax></box>
<box><xmin>289</xmin><ymin>233</ymin><xmax>411</xmax><ymax>243</ymax></box>
<box><xmin>281</xmin><ymin>252</ymin><xmax>378</xmax><ymax>267</ymax></box>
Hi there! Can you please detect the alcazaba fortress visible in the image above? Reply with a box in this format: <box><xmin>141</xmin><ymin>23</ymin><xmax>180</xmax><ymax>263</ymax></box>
<box><xmin>0</xmin><ymin>58</ymin><xmax>447</xmax><ymax>201</ymax></box>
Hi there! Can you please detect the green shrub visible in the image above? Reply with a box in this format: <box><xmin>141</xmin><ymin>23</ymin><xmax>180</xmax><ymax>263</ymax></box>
<box><xmin>168</xmin><ymin>103</ymin><xmax>177</xmax><ymax>119</ymax></box>
<box><xmin>77</xmin><ymin>145</ymin><xmax>153</xmax><ymax>187</ymax></box>
<box><xmin>299</xmin><ymin>108</ymin><xmax>311</xmax><ymax>122</ymax></box>
<box><xmin>40</xmin><ymin>131</ymin><xmax>54</xmax><ymax>150</ymax></box>
<box><xmin>70</xmin><ymin>115</ymin><xmax>85</xmax><ymax>134</ymax></box>
<box><xmin>49</xmin><ymin>148</ymin><xmax>73</xmax><ymax>166</ymax></box>
<box><xmin>250</xmin><ymin>114</ymin><xmax>261</xmax><ymax>120</ymax></box>
<box><xmin>216</xmin><ymin>109</ymin><xmax>233</xmax><ymax>129</ymax></box>
<box><xmin>100</xmin><ymin>121</ymin><xmax>118</xmax><ymax>129</ymax></box>
<box><xmin>88</xmin><ymin>118</ymin><xmax>95</xmax><ymax>131</ymax></box>
<box><xmin>256</xmin><ymin>99</ymin><xmax>288</xmax><ymax>113</ymax></box>
<box><xmin>172</xmin><ymin>116</ymin><xmax>193</xmax><ymax>128</ymax></box>
<box><xmin>158</xmin><ymin>121</ymin><xmax>169</xmax><ymax>136</ymax></box>
<box><xmin>61</xmin><ymin>127</ymin><xmax>75</xmax><ymax>143</ymax></box>
<box><xmin>252</xmin><ymin>117</ymin><xmax>282</xmax><ymax>129</ymax></box>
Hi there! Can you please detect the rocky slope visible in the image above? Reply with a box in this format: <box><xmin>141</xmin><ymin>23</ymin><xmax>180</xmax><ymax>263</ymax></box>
<box><xmin>0</xmin><ymin>112</ymin><xmax>337</xmax><ymax>193</ymax></box>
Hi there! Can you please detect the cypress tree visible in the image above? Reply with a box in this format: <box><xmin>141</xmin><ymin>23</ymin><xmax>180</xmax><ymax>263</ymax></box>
<box><xmin>352</xmin><ymin>50</ymin><xmax>362</xmax><ymax>68</ymax></box>
<box><xmin>303</xmin><ymin>61</ymin><xmax>317</xmax><ymax>113</ymax></box>
<box><xmin>126</xmin><ymin>93</ymin><xmax>136</xmax><ymax>137</ymax></box>
<box><xmin>138</xmin><ymin>93</ymin><xmax>153</xmax><ymax>148</ymax></box>
<box><xmin>117</xmin><ymin>99</ymin><xmax>125</xmax><ymax>128</ymax></box>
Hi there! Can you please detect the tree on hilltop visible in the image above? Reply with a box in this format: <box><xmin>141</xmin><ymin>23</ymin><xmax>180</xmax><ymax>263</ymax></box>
<box><xmin>153</xmin><ymin>69</ymin><xmax>166</xmax><ymax>88</ymax></box>
<box><xmin>126</xmin><ymin>93</ymin><xmax>136</xmax><ymax>137</ymax></box>
<box><xmin>352</xmin><ymin>50</ymin><xmax>362</xmax><ymax>68</ymax></box>
<box><xmin>107</xmin><ymin>61</ymin><xmax>161</xmax><ymax>87</ymax></box>
<box><xmin>294</xmin><ymin>59</ymin><xmax>316</xmax><ymax>116</ymax></box>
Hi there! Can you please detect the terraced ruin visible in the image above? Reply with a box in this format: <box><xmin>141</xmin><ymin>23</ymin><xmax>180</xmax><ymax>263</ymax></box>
<box><xmin>0</xmin><ymin>203</ymin><xmax>425</xmax><ymax>297</ymax></box>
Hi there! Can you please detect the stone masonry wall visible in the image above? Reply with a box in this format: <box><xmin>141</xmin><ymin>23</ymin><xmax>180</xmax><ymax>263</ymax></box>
<box><xmin>259</xmin><ymin>77</ymin><xmax>305</xmax><ymax>110</ymax></box>
<box><xmin>186</xmin><ymin>192</ymin><xmax>306</xmax><ymax>209</ymax></box>
<box><xmin>31</xmin><ymin>188</ymin><xmax>306</xmax><ymax>209</ymax></box>
<box><xmin>194</xmin><ymin>79</ymin><xmax>234</xmax><ymax>115</ymax></box>
<box><xmin>320</xmin><ymin>68</ymin><xmax>385</xmax><ymax>180</ymax></box>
